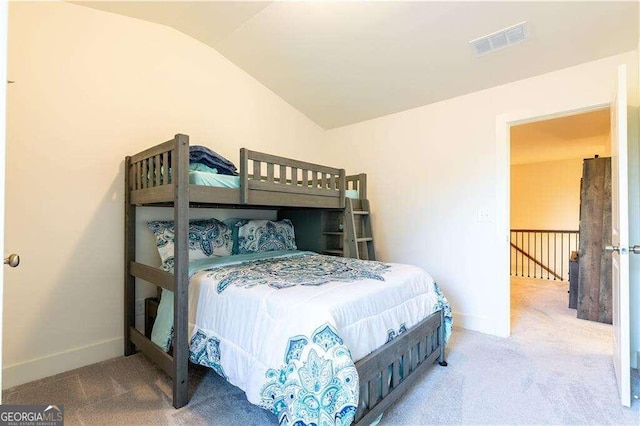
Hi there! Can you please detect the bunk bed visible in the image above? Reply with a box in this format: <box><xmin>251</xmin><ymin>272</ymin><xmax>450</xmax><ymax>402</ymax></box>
<box><xmin>124</xmin><ymin>134</ymin><xmax>450</xmax><ymax>425</ymax></box>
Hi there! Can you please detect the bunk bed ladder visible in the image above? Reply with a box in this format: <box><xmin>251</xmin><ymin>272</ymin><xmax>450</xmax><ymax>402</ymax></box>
<box><xmin>345</xmin><ymin>198</ymin><xmax>376</xmax><ymax>260</ymax></box>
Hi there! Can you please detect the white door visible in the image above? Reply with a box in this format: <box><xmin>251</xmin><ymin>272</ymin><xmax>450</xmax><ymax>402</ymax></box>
<box><xmin>609</xmin><ymin>64</ymin><xmax>631</xmax><ymax>407</ymax></box>
<box><xmin>0</xmin><ymin>0</ymin><xmax>8</xmax><ymax>399</ymax></box>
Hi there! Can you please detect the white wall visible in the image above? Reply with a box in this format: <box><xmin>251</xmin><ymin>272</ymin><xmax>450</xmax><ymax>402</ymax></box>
<box><xmin>4</xmin><ymin>2</ymin><xmax>325</xmax><ymax>388</ymax></box>
<box><xmin>0</xmin><ymin>0</ymin><xmax>8</xmax><ymax>396</ymax></box>
<box><xmin>510</xmin><ymin>158</ymin><xmax>584</xmax><ymax>281</ymax></box>
<box><xmin>510</xmin><ymin>158</ymin><xmax>583</xmax><ymax>231</ymax></box>
<box><xmin>325</xmin><ymin>51</ymin><xmax>640</xmax><ymax>366</ymax></box>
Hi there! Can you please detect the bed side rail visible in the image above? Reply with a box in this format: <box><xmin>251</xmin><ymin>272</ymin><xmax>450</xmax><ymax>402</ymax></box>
<box><xmin>240</xmin><ymin>148</ymin><xmax>346</xmax><ymax>206</ymax></box>
<box><xmin>353</xmin><ymin>310</ymin><xmax>445</xmax><ymax>425</ymax></box>
<box><xmin>127</xmin><ymin>137</ymin><xmax>178</xmax><ymax>204</ymax></box>
<box><xmin>346</xmin><ymin>173</ymin><xmax>367</xmax><ymax>199</ymax></box>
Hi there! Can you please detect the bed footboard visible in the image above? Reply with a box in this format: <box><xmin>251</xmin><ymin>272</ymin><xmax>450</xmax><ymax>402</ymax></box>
<box><xmin>125</xmin><ymin>134</ymin><xmax>191</xmax><ymax>408</ymax></box>
<box><xmin>353</xmin><ymin>309</ymin><xmax>447</xmax><ymax>425</ymax></box>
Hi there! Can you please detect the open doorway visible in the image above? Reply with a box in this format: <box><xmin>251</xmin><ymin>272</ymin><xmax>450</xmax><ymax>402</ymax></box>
<box><xmin>509</xmin><ymin>108</ymin><xmax>613</xmax><ymax>350</ymax></box>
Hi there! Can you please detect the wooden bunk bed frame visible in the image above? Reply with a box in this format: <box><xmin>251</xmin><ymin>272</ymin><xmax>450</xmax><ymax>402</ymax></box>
<box><xmin>124</xmin><ymin>134</ymin><xmax>447</xmax><ymax>424</ymax></box>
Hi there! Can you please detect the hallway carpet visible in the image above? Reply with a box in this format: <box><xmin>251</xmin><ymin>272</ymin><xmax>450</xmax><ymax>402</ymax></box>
<box><xmin>3</xmin><ymin>276</ymin><xmax>638</xmax><ymax>425</ymax></box>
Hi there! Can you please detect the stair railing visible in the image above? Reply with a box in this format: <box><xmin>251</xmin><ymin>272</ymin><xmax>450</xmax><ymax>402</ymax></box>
<box><xmin>510</xmin><ymin>229</ymin><xmax>579</xmax><ymax>281</ymax></box>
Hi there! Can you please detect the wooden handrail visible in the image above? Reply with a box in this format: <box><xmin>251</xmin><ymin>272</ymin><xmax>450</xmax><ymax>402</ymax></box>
<box><xmin>510</xmin><ymin>243</ymin><xmax>563</xmax><ymax>281</ymax></box>
<box><xmin>511</xmin><ymin>229</ymin><xmax>579</xmax><ymax>234</ymax></box>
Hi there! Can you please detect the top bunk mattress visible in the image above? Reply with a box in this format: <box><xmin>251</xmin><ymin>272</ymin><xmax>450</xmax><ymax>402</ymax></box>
<box><xmin>189</xmin><ymin>170</ymin><xmax>360</xmax><ymax>199</ymax></box>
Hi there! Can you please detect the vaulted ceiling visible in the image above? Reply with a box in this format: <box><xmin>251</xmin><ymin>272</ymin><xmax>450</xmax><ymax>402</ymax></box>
<box><xmin>78</xmin><ymin>1</ymin><xmax>638</xmax><ymax>129</ymax></box>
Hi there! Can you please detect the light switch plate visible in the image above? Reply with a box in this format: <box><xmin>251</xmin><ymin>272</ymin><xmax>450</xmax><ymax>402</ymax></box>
<box><xmin>477</xmin><ymin>209</ymin><xmax>491</xmax><ymax>222</ymax></box>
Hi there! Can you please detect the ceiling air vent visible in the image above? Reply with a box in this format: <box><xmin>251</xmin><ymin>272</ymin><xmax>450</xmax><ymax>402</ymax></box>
<box><xmin>470</xmin><ymin>21</ymin><xmax>529</xmax><ymax>56</ymax></box>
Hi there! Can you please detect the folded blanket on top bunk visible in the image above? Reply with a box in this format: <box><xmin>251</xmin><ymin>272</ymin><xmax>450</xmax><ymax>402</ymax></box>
<box><xmin>151</xmin><ymin>251</ymin><xmax>452</xmax><ymax>425</ymax></box>
<box><xmin>189</xmin><ymin>145</ymin><xmax>238</xmax><ymax>176</ymax></box>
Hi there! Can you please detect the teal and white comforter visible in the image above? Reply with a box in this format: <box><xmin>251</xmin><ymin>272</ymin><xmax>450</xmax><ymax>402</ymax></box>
<box><xmin>154</xmin><ymin>251</ymin><xmax>452</xmax><ymax>425</ymax></box>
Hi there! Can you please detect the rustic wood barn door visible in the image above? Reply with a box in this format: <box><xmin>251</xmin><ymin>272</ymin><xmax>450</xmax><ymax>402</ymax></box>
<box><xmin>577</xmin><ymin>157</ymin><xmax>612</xmax><ymax>323</ymax></box>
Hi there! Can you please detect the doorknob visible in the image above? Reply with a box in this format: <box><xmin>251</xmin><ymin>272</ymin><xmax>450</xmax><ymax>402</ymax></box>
<box><xmin>604</xmin><ymin>245</ymin><xmax>635</xmax><ymax>254</ymax></box>
<box><xmin>4</xmin><ymin>254</ymin><xmax>19</xmax><ymax>267</ymax></box>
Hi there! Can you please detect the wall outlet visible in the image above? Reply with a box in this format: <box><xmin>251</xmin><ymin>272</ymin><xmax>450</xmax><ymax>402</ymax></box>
<box><xmin>135</xmin><ymin>299</ymin><xmax>144</xmax><ymax>316</ymax></box>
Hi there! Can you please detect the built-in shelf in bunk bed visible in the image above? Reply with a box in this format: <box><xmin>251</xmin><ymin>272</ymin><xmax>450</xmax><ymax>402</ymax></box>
<box><xmin>124</xmin><ymin>134</ymin><xmax>451</xmax><ymax>425</ymax></box>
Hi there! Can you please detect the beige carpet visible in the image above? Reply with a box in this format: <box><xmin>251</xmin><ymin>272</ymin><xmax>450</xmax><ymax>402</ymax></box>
<box><xmin>3</xmin><ymin>277</ymin><xmax>639</xmax><ymax>425</ymax></box>
<box><xmin>379</xmin><ymin>277</ymin><xmax>639</xmax><ymax>425</ymax></box>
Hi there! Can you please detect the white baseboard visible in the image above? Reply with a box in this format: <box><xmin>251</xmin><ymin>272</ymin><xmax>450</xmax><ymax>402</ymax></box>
<box><xmin>2</xmin><ymin>337</ymin><xmax>122</xmax><ymax>390</ymax></box>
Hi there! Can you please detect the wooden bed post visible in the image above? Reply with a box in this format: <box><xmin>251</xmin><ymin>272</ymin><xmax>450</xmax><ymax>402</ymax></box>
<box><xmin>173</xmin><ymin>134</ymin><xmax>190</xmax><ymax>408</ymax></box>
<box><xmin>338</xmin><ymin>169</ymin><xmax>346</xmax><ymax>208</ymax></box>
<box><xmin>358</xmin><ymin>173</ymin><xmax>367</xmax><ymax>200</ymax></box>
<box><xmin>124</xmin><ymin>156</ymin><xmax>136</xmax><ymax>356</ymax></box>
<box><xmin>239</xmin><ymin>148</ymin><xmax>248</xmax><ymax>204</ymax></box>
<box><xmin>438</xmin><ymin>309</ymin><xmax>448</xmax><ymax>367</ymax></box>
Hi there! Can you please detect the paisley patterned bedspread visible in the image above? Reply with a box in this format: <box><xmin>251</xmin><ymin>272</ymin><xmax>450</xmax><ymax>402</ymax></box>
<box><xmin>177</xmin><ymin>251</ymin><xmax>452</xmax><ymax>425</ymax></box>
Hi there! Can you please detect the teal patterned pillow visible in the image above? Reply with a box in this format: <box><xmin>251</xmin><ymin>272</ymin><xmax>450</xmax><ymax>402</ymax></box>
<box><xmin>147</xmin><ymin>218</ymin><xmax>232</xmax><ymax>271</ymax></box>
<box><xmin>237</xmin><ymin>219</ymin><xmax>297</xmax><ymax>254</ymax></box>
